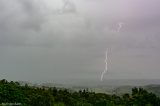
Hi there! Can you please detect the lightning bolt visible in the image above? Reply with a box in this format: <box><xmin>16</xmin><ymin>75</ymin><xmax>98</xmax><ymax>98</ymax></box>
<box><xmin>117</xmin><ymin>22</ymin><xmax>124</xmax><ymax>32</ymax></box>
<box><xmin>100</xmin><ymin>50</ymin><xmax>108</xmax><ymax>81</ymax></box>
<box><xmin>100</xmin><ymin>22</ymin><xmax>124</xmax><ymax>81</ymax></box>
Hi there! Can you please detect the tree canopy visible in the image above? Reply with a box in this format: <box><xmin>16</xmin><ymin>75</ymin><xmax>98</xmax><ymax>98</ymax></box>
<box><xmin>0</xmin><ymin>79</ymin><xmax>159</xmax><ymax>106</ymax></box>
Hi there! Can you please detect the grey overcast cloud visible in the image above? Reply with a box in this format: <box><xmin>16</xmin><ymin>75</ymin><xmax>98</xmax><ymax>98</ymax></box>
<box><xmin>0</xmin><ymin>0</ymin><xmax>160</xmax><ymax>82</ymax></box>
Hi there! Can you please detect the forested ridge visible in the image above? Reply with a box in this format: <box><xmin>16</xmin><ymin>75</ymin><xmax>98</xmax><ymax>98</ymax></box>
<box><xmin>0</xmin><ymin>79</ymin><xmax>160</xmax><ymax>106</ymax></box>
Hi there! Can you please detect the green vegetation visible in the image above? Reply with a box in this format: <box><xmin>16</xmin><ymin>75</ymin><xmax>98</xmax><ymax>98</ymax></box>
<box><xmin>0</xmin><ymin>79</ymin><xmax>160</xmax><ymax>106</ymax></box>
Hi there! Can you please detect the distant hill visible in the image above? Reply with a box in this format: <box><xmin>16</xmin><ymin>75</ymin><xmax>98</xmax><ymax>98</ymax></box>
<box><xmin>144</xmin><ymin>85</ymin><xmax>160</xmax><ymax>97</ymax></box>
<box><xmin>109</xmin><ymin>85</ymin><xmax>160</xmax><ymax>97</ymax></box>
<box><xmin>17</xmin><ymin>80</ymin><xmax>160</xmax><ymax>97</ymax></box>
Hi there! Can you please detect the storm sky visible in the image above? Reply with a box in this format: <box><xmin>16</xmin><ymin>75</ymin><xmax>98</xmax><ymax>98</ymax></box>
<box><xmin>0</xmin><ymin>0</ymin><xmax>160</xmax><ymax>82</ymax></box>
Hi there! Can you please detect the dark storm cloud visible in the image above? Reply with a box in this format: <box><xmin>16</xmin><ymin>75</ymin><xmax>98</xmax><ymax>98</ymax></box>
<box><xmin>0</xmin><ymin>0</ymin><xmax>160</xmax><ymax>82</ymax></box>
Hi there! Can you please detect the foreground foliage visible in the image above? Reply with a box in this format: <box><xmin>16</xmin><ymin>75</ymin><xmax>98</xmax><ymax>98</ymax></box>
<box><xmin>0</xmin><ymin>79</ymin><xmax>160</xmax><ymax>106</ymax></box>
